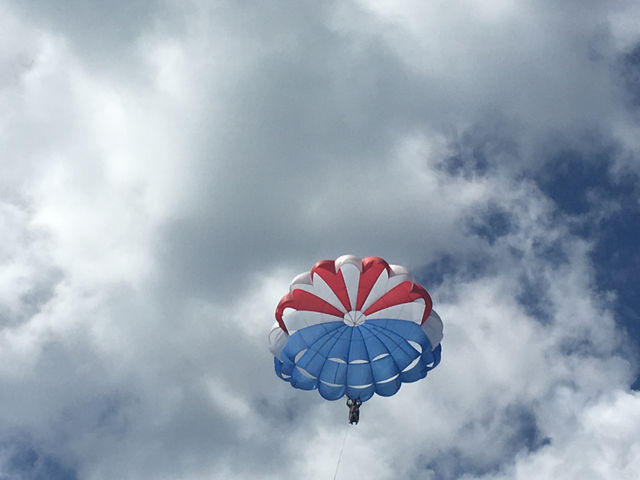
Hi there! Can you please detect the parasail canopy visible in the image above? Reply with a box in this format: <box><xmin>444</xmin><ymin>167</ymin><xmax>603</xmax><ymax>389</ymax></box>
<box><xmin>269</xmin><ymin>255</ymin><xmax>443</xmax><ymax>402</ymax></box>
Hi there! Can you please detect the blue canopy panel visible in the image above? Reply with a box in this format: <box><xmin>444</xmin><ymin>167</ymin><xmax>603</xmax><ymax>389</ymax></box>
<box><xmin>273</xmin><ymin>319</ymin><xmax>442</xmax><ymax>402</ymax></box>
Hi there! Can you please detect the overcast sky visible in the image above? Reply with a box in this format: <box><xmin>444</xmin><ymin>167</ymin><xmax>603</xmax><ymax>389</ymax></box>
<box><xmin>2</xmin><ymin>1</ymin><xmax>640</xmax><ymax>479</ymax></box>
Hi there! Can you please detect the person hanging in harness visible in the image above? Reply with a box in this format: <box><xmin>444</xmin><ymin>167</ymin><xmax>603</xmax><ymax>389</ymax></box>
<box><xmin>346</xmin><ymin>397</ymin><xmax>362</xmax><ymax>425</ymax></box>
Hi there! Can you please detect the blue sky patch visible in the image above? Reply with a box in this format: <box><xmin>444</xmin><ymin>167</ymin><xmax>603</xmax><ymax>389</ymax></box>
<box><xmin>0</xmin><ymin>442</ymin><xmax>77</xmax><ymax>480</ymax></box>
<box><xmin>535</xmin><ymin>147</ymin><xmax>640</xmax><ymax>388</ymax></box>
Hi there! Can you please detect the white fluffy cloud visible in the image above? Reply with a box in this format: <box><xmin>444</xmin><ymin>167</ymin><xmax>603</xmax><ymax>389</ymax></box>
<box><xmin>1</xmin><ymin>1</ymin><xmax>639</xmax><ymax>479</ymax></box>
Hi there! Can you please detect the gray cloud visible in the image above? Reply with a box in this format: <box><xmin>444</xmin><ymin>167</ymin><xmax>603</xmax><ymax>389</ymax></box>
<box><xmin>2</xmin><ymin>0</ymin><xmax>640</xmax><ymax>479</ymax></box>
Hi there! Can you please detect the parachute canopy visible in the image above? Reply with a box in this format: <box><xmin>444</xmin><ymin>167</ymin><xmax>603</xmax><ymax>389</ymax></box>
<box><xmin>269</xmin><ymin>255</ymin><xmax>443</xmax><ymax>402</ymax></box>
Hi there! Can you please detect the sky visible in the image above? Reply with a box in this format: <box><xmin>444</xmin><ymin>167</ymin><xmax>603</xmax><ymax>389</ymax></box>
<box><xmin>1</xmin><ymin>1</ymin><xmax>640</xmax><ymax>479</ymax></box>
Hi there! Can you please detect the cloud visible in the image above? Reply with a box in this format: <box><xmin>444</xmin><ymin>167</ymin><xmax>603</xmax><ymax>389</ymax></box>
<box><xmin>1</xmin><ymin>1</ymin><xmax>639</xmax><ymax>479</ymax></box>
<box><xmin>472</xmin><ymin>390</ymin><xmax>640</xmax><ymax>480</ymax></box>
